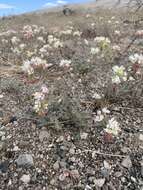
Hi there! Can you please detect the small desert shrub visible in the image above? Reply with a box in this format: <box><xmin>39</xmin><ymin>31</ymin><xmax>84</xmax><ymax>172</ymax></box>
<box><xmin>35</xmin><ymin>77</ymin><xmax>90</xmax><ymax>130</ymax></box>
<box><xmin>81</xmin><ymin>28</ymin><xmax>97</xmax><ymax>39</ymax></box>
<box><xmin>104</xmin><ymin>79</ymin><xmax>143</xmax><ymax>107</ymax></box>
<box><xmin>0</xmin><ymin>78</ymin><xmax>23</xmax><ymax>93</ymax></box>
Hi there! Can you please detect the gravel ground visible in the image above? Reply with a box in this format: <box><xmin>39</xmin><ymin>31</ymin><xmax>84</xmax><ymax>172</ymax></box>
<box><xmin>0</xmin><ymin>6</ymin><xmax>143</xmax><ymax>190</ymax></box>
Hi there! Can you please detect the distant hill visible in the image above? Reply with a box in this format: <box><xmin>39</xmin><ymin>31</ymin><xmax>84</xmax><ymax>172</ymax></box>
<box><xmin>39</xmin><ymin>0</ymin><xmax>138</xmax><ymax>14</ymax></box>
<box><xmin>94</xmin><ymin>0</ymin><xmax>137</xmax><ymax>8</ymax></box>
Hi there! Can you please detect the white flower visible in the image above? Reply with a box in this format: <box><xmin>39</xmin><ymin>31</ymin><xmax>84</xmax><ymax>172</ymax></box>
<box><xmin>60</xmin><ymin>30</ymin><xmax>72</xmax><ymax>35</ymax></box>
<box><xmin>48</xmin><ymin>35</ymin><xmax>54</xmax><ymax>44</ymax></box>
<box><xmin>41</xmin><ymin>85</ymin><xmax>49</xmax><ymax>94</ymax></box>
<box><xmin>33</xmin><ymin>85</ymin><xmax>49</xmax><ymax>113</ymax></box>
<box><xmin>129</xmin><ymin>53</ymin><xmax>143</xmax><ymax>64</ymax></box>
<box><xmin>94</xmin><ymin>37</ymin><xmax>111</xmax><ymax>44</ymax></box>
<box><xmin>19</xmin><ymin>43</ymin><xmax>26</xmax><ymax>50</ymax></box>
<box><xmin>85</xmin><ymin>14</ymin><xmax>91</xmax><ymax>18</ymax></box>
<box><xmin>112</xmin><ymin>65</ymin><xmax>127</xmax><ymax>84</ymax></box>
<box><xmin>59</xmin><ymin>59</ymin><xmax>71</xmax><ymax>67</ymax></box>
<box><xmin>31</xmin><ymin>57</ymin><xmax>47</xmax><ymax>67</ymax></box>
<box><xmin>135</xmin><ymin>30</ymin><xmax>143</xmax><ymax>37</ymax></box>
<box><xmin>53</xmin><ymin>40</ymin><xmax>63</xmax><ymax>48</ymax></box>
<box><xmin>22</xmin><ymin>60</ymin><xmax>34</xmax><ymax>75</ymax></box>
<box><xmin>91</xmin><ymin>23</ymin><xmax>95</xmax><ymax>27</ymax></box>
<box><xmin>114</xmin><ymin>30</ymin><xmax>121</xmax><ymax>36</ymax></box>
<box><xmin>115</xmin><ymin>21</ymin><xmax>120</xmax><ymax>24</ymax></box>
<box><xmin>111</xmin><ymin>16</ymin><xmax>115</xmax><ymax>20</ymax></box>
<box><xmin>84</xmin><ymin>39</ymin><xmax>89</xmax><ymax>45</ymax></box>
<box><xmin>92</xmin><ymin>93</ymin><xmax>102</xmax><ymax>99</ymax></box>
<box><xmin>129</xmin><ymin>76</ymin><xmax>135</xmax><ymax>81</ymax></box>
<box><xmin>90</xmin><ymin>47</ymin><xmax>100</xmax><ymax>55</ymax></box>
<box><xmin>37</xmin><ymin>36</ymin><xmax>45</xmax><ymax>43</ymax></box>
<box><xmin>11</xmin><ymin>47</ymin><xmax>21</xmax><ymax>55</ymax></box>
<box><xmin>94</xmin><ymin>111</ymin><xmax>104</xmax><ymax>122</ymax></box>
<box><xmin>11</xmin><ymin>36</ymin><xmax>20</xmax><ymax>45</ymax></box>
<box><xmin>33</xmin><ymin>92</ymin><xmax>45</xmax><ymax>101</ymax></box>
<box><xmin>112</xmin><ymin>75</ymin><xmax>121</xmax><ymax>84</ymax></box>
<box><xmin>112</xmin><ymin>65</ymin><xmax>125</xmax><ymax>75</ymax></box>
<box><xmin>105</xmin><ymin>118</ymin><xmax>121</xmax><ymax>136</ymax></box>
<box><xmin>1</xmin><ymin>39</ymin><xmax>8</xmax><ymax>44</ymax></box>
<box><xmin>102</xmin><ymin>107</ymin><xmax>110</xmax><ymax>114</ymax></box>
<box><xmin>39</xmin><ymin>44</ymin><xmax>50</xmax><ymax>54</ymax></box>
<box><xmin>33</xmin><ymin>100</ymin><xmax>41</xmax><ymax>112</ymax></box>
<box><xmin>112</xmin><ymin>45</ymin><xmax>121</xmax><ymax>51</ymax></box>
<box><xmin>73</xmin><ymin>31</ymin><xmax>82</xmax><ymax>37</ymax></box>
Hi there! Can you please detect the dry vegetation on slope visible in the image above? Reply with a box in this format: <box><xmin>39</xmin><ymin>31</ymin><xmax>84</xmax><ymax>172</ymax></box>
<box><xmin>0</xmin><ymin>3</ymin><xmax>143</xmax><ymax>190</ymax></box>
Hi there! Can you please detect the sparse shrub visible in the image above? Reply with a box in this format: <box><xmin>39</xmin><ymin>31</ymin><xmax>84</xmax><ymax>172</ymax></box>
<box><xmin>35</xmin><ymin>77</ymin><xmax>90</xmax><ymax>129</ymax></box>
<box><xmin>0</xmin><ymin>78</ymin><xmax>23</xmax><ymax>93</ymax></box>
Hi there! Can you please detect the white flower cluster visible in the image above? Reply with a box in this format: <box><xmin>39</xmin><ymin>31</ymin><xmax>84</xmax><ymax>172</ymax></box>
<box><xmin>60</xmin><ymin>29</ymin><xmax>73</xmax><ymax>35</ymax></box>
<box><xmin>19</xmin><ymin>43</ymin><xmax>26</xmax><ymax>50</ymax></box>
<box><xmin>11</xmin><ymin>36</ymin><xmax>20</xmax><ymax>45</ymax></box>
<box><xmin>48</xmin><ymin>35</ymin><xmax>63</xmax><ymax>48</ymax></box>
<box><xmin>73</xmin><ymin>31</ymin><xmax>82</xmax><ymax>37</ymax></box>
<box><xmin>0</xmin><ymin>29</ymin><xmax>17</xmax><ymax>37</ymax></box>
<box><xmin>90</xmin><ymin>47</ymin><xmax>100</xmax><ymax>55</ymax></box>
<box><xmin>94</xmin><ymin>36</ymin><xmax>111</xmax><ymax>44</ymax></box>
<box><xmin>22</xmin><ymin>60</ymin><xmax>34</xmax><ymax>75</ymax></box>
<box><xmin>105</xmin><ymin>118</ymin><xmax>121</xmax><ymax>136</ymax></box>
<box><xmin>1</xmin><ymin>39</ymin><xmax>8</xmax><ymax>44</ymax></box>
<box><xmin>114</xmin><ymin>30</ymin><xmax>121</xmax><ymax>36</ymax></box>
<box><xmin>22</xmin><ymin>57</ymin><xmax>48</xmax><ymax>75</ymax></box>
<box><xmin>11</xmin><ymin>47</ymin><xmax>21</xmax><ymax>55</ymax></box>
<box><xmin>129</xmin><ymin>53</ymin><xmax>143</xmax><ymax>65</ymax></box>
<box><xmin>94</xmin><ymin>107</ymin><xmax>110</xmax><ymax>122</ymax></box>
<box><xmin>23</xmin><ymin>25</ymin><xmax>45</xmax><ymax>37</ymax></box>
<box><xmin>22</xmin><ymin>25</ymin><xmax>34</xmax><ymax>39</ymax></box>
<box><xmin>90</xmin><ymin>37</ymin><xmax>111</xmax><ymax>55</ymax></box>
<box><xmin>39</xmin><ymin>44</ymin><xmax>50</xmax><ymax>56</ymax></box>
<box><xmin>37</xmin><ymin>36</ymin><xmax>45</xmax><ymax>43</ymax></box>
<box><xmin>112</xmin><ymin>45</ymin><xmax>121</xmax><ymax>51</ymax></box>
<box><xmin>33</xmin><ymin>85</ymin><xmax>49</xmax><ymax>113</ymax></box>
<box><xmin>112</xmin><ymin>65</ymin><xmax>127</xmax><ymax>84</ymax></box>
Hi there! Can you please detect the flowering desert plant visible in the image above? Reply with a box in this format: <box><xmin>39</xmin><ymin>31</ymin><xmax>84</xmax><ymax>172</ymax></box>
<box><xmin>112</xmin><ymin>65</ymin><xmax>127</xmax><ymax>84</ymax></box>
<box><xmin>22</xmin><ymin>57</ymin><xmax>48</xmax><ymax>76</ymax></box>
<box><xmin>94</xmin><ymin>36</ymin><xmax>113</xmax><ymax>63</ymax></box>
<box><xmin>33</xmin><ymin>85</ymin><xmax>49</xmax><ymax>115</ymax></box>
<box><xmin>104</xmin><ymin>117</ymin><xmax>121</xmax><ymax>136</ymax></box>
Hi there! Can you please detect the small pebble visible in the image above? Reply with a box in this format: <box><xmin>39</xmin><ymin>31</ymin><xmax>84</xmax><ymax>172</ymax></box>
<box><xmin>121</xmin><ymin>156</ymin><xmax>132</xmax><ymax>169</ymax></box>
<box><xmin>20</xmin><ymin>174</ymin><xmax>31</xmax><ymax>183</ymax></box>
<box><xmin>80</xmin><ymin>132</ymin><xmax>88</xmax><ymax>140</ymax></box>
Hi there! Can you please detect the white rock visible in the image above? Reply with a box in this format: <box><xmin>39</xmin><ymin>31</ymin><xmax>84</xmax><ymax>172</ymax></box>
<box><xmin>103</xmin><ymin>160</ymin><xmax>111</xmax><ymax>170</ymax></box>
<box><xmin>59</xmin><ymin>173</ymin><xmax>66</xmax><ymax>181</ymax></box>
<box><xmin>139</xmin><ymin>134</ymin><xmax>143</xmax><ymax>141</ymax></box>
<box><xmin>70</xmin><ymin>169</ymin><xmax>80</xmax><ymax>179</ymax></box>
<box><xmin>0</xmin><ymin>94</ymin><xmax>4</xmax><ymax>99</ymax></box>
<box><xmin>80</xmin><ymin>132</ymin><xmax>88</xmax><ymax>140</ymax></box>
<box><xmin>53</xmin><ymin>161</ymin><xmax>60</xmax><ymax>170</ymax></box>
<box><xmin>102</xmin><ymin>107</ymin><xmax>110</xmax><ymax>114</ymax></box>
<box><xmin>16</xmin><ymin>154</ymin><xmax>34</xmax><ymax>167</ymax></box>
<box><xmin>69</xmin><ymin>148</ymin><xmax>75</xmax><ymax>154</ymax></box>
<box><xmin>85</xmin><ymin>185</ymin><xmax>92</xmax><ymax>190</ymax></box>
<box><xmin>56</xmin><ymin>136</ymin><xmax>64</xmax><ymax>143</ymax></box>
<box><xmin>121</xmin><ymin>156</ymin><xmax>132</xmax><ymax>169</ymax></box>
<box><xmin>39</xmin><ymin>130</ymin><xmax>50</xmax><ymax>142</ymax></box>
<box><xmin>20</xmin><ymin>174</ymin><xmax>30</xmax><ymax>183</ymax></box>
<box><xmin>13</xmin><ymin>146</ymin><xmax>19</xmax><ymax>152</ymax></box>
<box><xmin>94</xmin><ymin>178</ymin><xmax>105</xmax><ymax>187</ymax></box>
<box><xmin>8</xmin><ymin>179</ymin><xmax>12</xmax><ymax>186</ymax></box>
